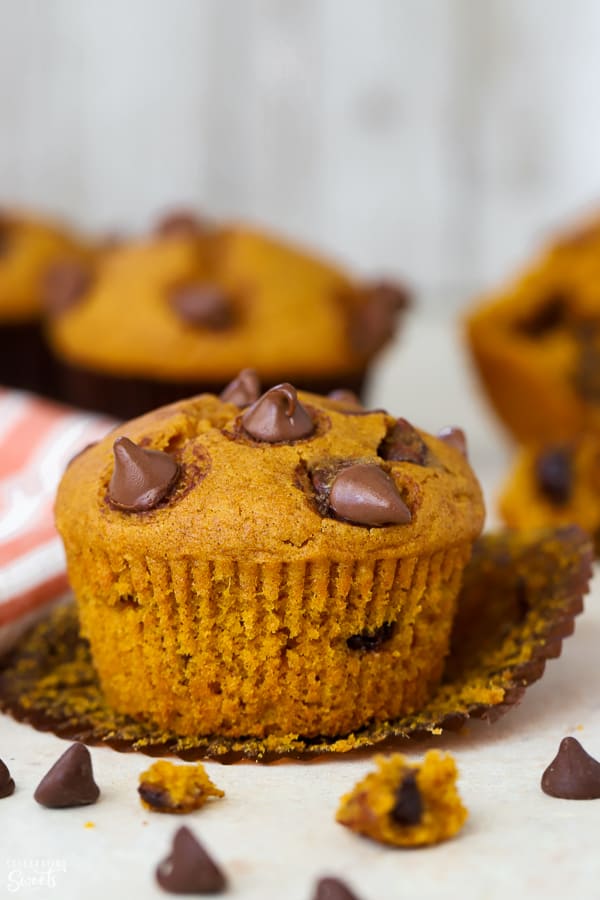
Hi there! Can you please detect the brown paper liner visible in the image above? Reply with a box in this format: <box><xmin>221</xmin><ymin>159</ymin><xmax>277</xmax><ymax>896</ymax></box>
<box><xmin>0</xmin><ymin>321</ymin><xmax>57</xmax><ymax>397</ymax></box>
<box><xmin>0</xmin><ymin>526</ymin><xmax>591</xmax><ymax>761</ymax></box>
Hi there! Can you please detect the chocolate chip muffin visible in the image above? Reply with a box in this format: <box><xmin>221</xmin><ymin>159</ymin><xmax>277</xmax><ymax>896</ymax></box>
<box><xmin>499</xmin><ymin>438</ymin><xmax>600</xmax><ymax>551</ymax></box>
<box><xmin>55</xmin><ymin>379</ymin><xmax>484</xmax><ymax>740</ymax></box>
<box><xmin>466</xmin><ymin>211</ymin><xmax>600</xmax><ymax>443</ymax></box>
<box><xmin>46</xmin><ymin>215</ymin><xmax>409</xmax><ymax>419</ymax></box>
<box><xmin>0</xmin><ymin>208</ymin><xmax>88</xmax><ymax>394</ymax></box>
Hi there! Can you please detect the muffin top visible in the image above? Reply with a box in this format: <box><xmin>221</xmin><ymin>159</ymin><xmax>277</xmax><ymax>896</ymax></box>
<box><xmin>46</xmin><ymin>219</ymin><xmax>409</xmax><ymax>380</ymax></box>
<box><xmin>56</xmin><ymin>378</ymin><xmax>484</xmax><ymax>563</ymax></box>
<box><xmin>0</xmin><ymin>209</ymin><xmax>87</xmax><ymax>322</ymax></box>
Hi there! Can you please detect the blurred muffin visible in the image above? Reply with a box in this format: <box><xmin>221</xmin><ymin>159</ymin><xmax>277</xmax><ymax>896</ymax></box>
<box><xmin>466</xmin><ymin>211</ymin><xmax>600</xmax><ymax>443</ymax></box>
<box><xmin>46</xmin><ymin>214</ymin><xmax>409</xmax><ymax>419</ymax></box>
<box><xmin>499</xmin><ymin>437</ymin><xmax>600</xmax><ymax>551</ymax></box>
<box><xmin>0</xmin><ymin>209</ymin><xmax>88</xmax><ymax>395</ymax></box>
<box><xmin>55</xmin><ymin>381</ymin><xmax>484</xmax><ymax>739</ymax></box>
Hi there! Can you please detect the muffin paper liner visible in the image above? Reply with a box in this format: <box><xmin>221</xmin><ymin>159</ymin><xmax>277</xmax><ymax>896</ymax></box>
<box><xmin>0</xmin><ymin>526</ymin><xmax>591</xmax><ymax>761</ymax></box>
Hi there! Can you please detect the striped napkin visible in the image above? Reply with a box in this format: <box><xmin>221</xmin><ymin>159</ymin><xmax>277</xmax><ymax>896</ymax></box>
<box><xmin>0</xmin><ymin>389</ymin><xmax>114</xmax><ymax>651</ymax></box>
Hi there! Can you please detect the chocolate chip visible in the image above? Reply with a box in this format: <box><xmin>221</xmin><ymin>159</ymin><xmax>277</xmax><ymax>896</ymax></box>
<box><xmin>329</xmin><ymin>463</ymin><xmax>411</xmax><ymax>526</ymax></box>
<box><xmin>43</xmin><ymin>262</ymin><xmax>92</xmax><ymax>316</ymax></box>
<box><xmin>347</xmin><ymin>621</ymin><xmax>396</xmax><ymax>651</ymax></box>
<box><xmin>328</xmin><ymin>389</ymin><xmax>362</xmax><ymax>407</ymax></box>
<box><xmin>349</xmin><ymin>280</ymin><xmax>409</xmax><ymax>356</ymax></box>
<box><xmin>378</xmin><ymin>418</ymin><xmax>428</xmax><ymax>464</ymax></box>
<box><xmin>108</xmin><ymin>437</ymin><xmax>180</xmax><ymax>512</ymax></box>
<box><xmin>34</xmin><ymin>743</ymin><xmax>100</xmax><ymax>808</ymax></box>
<box><xmin>312</xmin><ymin>877</ymin><xmax>363</xmax><ymax>900</ymax></box>
<box><xmin>170</xmin><ymin>284</ymin><xmax>233</xmax><ymax>330</ymax></box>
<box><xmin>516</xmin><ymin>293</ymin><xmax>569</xmax><ymax>338</ymax></box>
<box><xmin>0</xmin><ymin>759</ymin><xmax>15</xmax><ymax>798</ymax></box>
<box><xmin>437</xmin><ymin>426</ymin><xmax>468</xmax><ymax>458</ymax></box>
<box><xmin>541</xmin><ymin>737</ymin><xmax>600</xmax><ymax>799</ymax></box>
<box><xmin>535</xmin><ymin>447</ymin><xmax>573</xmax><ymax>506</ymax></box>
<box><xmin>390</xmin><ymin>770</ymin><xmax>423</xmax><ymax>826</ymax></box>
<box><xmin>220</xmin><ymin>369</ymin><xmax>261</xmax><ymax>407</ymax></box>
<box><xmin>242</xmin><ymin>383</ymin><xmax>315</xmax><ymax>442</ymax></box>
<box><xmin>156</xmin><ymin>210</ymin><xmax>207</xmax><ymax>238</ymax></box>
<box><xmin>156</xmin><ymin>826</ymin><xmax>227</xmax><ymax>894</ymax></box>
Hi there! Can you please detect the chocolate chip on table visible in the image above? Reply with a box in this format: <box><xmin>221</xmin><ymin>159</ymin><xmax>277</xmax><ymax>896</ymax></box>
<box><xmin>541</xmin><ymin>737</ymin><xmax>600</xmax><ymax>799</ymax></box>
<box><xmin>349</xmin><ymin>280</ymin><xmax>409</xmax><ymax>356</ymax></box>
<box><xmin>34</xmin><ymin>743</ymin><xmax>100</xmax><ymax>808</ymax></box>
<box><xmin>437</xmin><ymin>426</ymin><xmax>468</xmax><ymax>458</ymax></box>
<box><xmin>43</xmin><ymin>262</ymin><xmax>92</xmax><ymax>317</ymax></box>
<box><xmin>346</xmin><ymin>621</ymin><xmax>396</xmax><ymax>652</ymax></box>
<box><xmin>516</xmin><ymin>293</ymin><xmax>569</xmax><ymax>338</ymax></box>
<box><xmin>535</xmin><ymin>447</ymin><xmax>573</xmax><ymax>506</ymax></box>
<box><xmin>0</xmin><ymin>759</ymin><xmax>15</xmax><ymax>798</ymax></box>
<box><xmin>242</xmin><ymin>383</ymin><xmax>315</xmax><ymax>442</ymax></box>
<box><xmin>108</xmin><ymin>437</ymin><xmax>180</xmax><ymax>512</ymax></box>
<box><xmin>378</xmin><ymin>418</ymin><xmax>428</xmax><ymax>465</ymax></box>
<box><xmin>155</xmin><ymin>210</ymin><xmax>207</xmax><ymax>238</ymax></box>
<box><xmin>156</xmin><ymin>826</ymin><xmax>227</xmax><ymax>895</ymax></box>
<box><xmin>390</xmin><ymin>770</ymin><xmax>423</xmax><ymax>826</ymax></box>
<box><xmin>329</xmin><ymin>463</ymin><xmax>411</xmax><ymax>526</ymax></box>
<box><xmin>220</xmin><ymin>368</ymin><xmax>261</xmax><ymax>407</ymax></box>
<box><xmin>312</xmin><ymin>876</ymin><xmax>363</xmax><ymax>900</ymax></box>
<box><xmin>170</xmin><ymin>284</ymin><xmax>233</xmax><ymax>330</ymax></box>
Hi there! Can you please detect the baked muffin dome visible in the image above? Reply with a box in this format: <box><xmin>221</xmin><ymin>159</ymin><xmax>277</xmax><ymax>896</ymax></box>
<box><xmin>466</xmin><ymin>213</ymin><xmax>600</xmax><ymax>443</ymax></box>
<box><xmin>55</xmin><ymin>381</ymin><xmax>484</xmax><ymax>739</ymax></box>
<box><xmin>46</xmin><ymin>218</ymin><xmax>409</xmax><ymax>418</ymax></box>
<box><xmin>0</xmin><ymin>208</ymin><xmax>88</xmax><ymax>393</ymax></box>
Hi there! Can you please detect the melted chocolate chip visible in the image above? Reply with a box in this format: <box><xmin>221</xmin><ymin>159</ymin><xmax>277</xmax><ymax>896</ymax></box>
<box><xmin>242</xmin><ymin>383</ymin><xmax>315</xmax><ymax>442</ymax></box>
<box><xmin>43</xmin><ymin>262</ymin><xmax>92</xmax><ymax>316</ymax></box>
<box><xmin>108</xmin><ymin>437</ymin><xmax>180</xmax><ymax>512</ymax></box>
<box><xmin>541</xmin><ymin>737</ymin><xmax>600</xmax><ymax>799</ymax></box>
<box><xmin>170</xmin><ymin>283</ymin><xmax>233</xmax><ymax>330</ymax></box>
<box><xmin>312</xmin><ymin>877</ymin><xmax>363</xmax><ymax>900</ymax></box>
<box><xmin>535</xmin><ymin>447</ymin><xmax>573</xmax><ymax>506</ymax></box>
<box><xmin>329</xmin><ymin>463</ymin><xmax>411</xmax><ymax>527</ymax></box>
<box><xmin>390</xmin><ymin>771</ymin><xmax>423</xmax><ymax>826</ymax></box>
<box><xmin>346</xmin><ymin>621</ymin><xmax>396</xmax><ymax>651</ymax></box>
<box><xmin>517</xmin><ymin>293</ymin><xmax>569</xmax><ymax>338</ymax></box>
<box><xmin>349</xmin><ymin>280</ymin><xmax>409</xmax><ymax>355</ymax></box>
<box><xmin>220</xmin><ymin>368</ymin><xmax>261</xmax><ymax>407</ymax></box>
<box><xmin>156</xmin><ymin>210</ymin><xmax>207</xmax><ymax>238</ymax></box>
<box><xmin>34</xmin><ymin>743</ymin><xmax>100</xmax><ymax>808</ymax></box>
<box><xmin>437</xmin><ymin>426</ymin><xmax>468</xmax><ymax>458</ymax></box>
<box><xmin>0</xmin><ymin>759</ymin><xmax>15</xmax><ymax>798</ymax></box>
<box><xmin>156</xmin><ymin>826</ymin><xmax>227</xmax><ymax>894</ymax></box>
<box><xmin>379</xmin><ymin>418</ymin><xmax>428</xmax><ymax>464</ymax></box>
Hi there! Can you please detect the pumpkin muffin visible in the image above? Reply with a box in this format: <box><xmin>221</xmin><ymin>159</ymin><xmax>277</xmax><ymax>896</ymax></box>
<box><xmin>466</xmin><ymin>211</ymin><xmax>600</xmax><ymax>443</ymax></box>
<box><xmin>46</xmin><ymin>216</ymin><xmax>409</xmax><ymax>419</ymax></box>
<box><xmin>499</xmin><ymin>437</ymin><xmax>600</xmax><ymax>551</ymax></box>
<box><xmin>336</xmin><ymin>751</ymin><xmax>467</xmax><ymax>847</ymax></box>
<box><xmin>55</xmin><ymin>380</ymin><xmax>484</xmax><ymax>739</ymax></box>
<box><xmin>0</xmin><ymin>208</ymin><xmax>88</xmax><ymax>394</ymax></box>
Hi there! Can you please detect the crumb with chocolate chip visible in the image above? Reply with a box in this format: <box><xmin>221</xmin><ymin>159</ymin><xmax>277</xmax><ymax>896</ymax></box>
<box><xmin>138</xmin><ymin>761</ymin><xmax>224</xmax><ymax>814</ymax></box>
<box><xmin>336</xmin><ymin>752</ymin><xmax>467</xmax><ymax>847</ymax></box>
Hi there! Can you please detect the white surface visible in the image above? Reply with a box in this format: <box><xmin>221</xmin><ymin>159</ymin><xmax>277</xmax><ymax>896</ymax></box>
<box><xmin>1</xmin><ymin>314</ymin><xmax>599</xmax><ymax>900</ymax></box>
<box><xmin>3</xmin><ymin>0</ymin><xmax>600</xmax><ymax>294</ymax></box>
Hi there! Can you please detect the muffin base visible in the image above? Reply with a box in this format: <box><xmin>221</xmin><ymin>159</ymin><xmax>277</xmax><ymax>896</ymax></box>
<box><xmin>55</xmin><ymin>360</ymin><xmax>368</xmax><ymax>419</ymax></box>
<box><xmin>0</xmin><ymin>321</ymin><xmax>57</xmax><ymax>397</ymax></box>
<box><xmin>0</xmin><ymin>526</ymin><xmax>590</xmax><ymax>760</ymax></box>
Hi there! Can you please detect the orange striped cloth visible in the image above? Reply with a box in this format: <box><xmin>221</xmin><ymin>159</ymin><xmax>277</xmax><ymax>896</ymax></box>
<box><xmin>0</xmin><ymin>389</ymin><xmax>114</xmax><ymax>646</ymax></box>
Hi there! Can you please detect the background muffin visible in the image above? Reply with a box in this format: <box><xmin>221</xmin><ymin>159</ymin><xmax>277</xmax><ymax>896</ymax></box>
<box><xmin>0</xmin><ymin>208</ymin><xmax>88</xmax><ymax>395</ymax></box>
<box><xmin>55</xmin><ymin>381</ymin><xmax>484</xmax><ymax>740</ymax></box>
<box><xmin>46</xmin><ymin>217</ymin><xmax>409</xmax><ymax>419</ymax></box>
